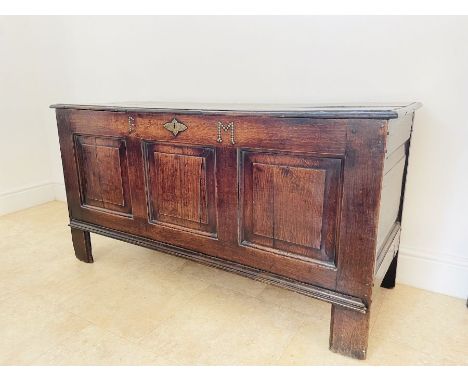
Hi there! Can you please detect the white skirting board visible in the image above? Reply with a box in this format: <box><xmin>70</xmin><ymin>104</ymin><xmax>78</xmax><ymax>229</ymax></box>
<box><xmin>397</xmin><ymin>246</ymin><xmax>468</xmax><ymax>300</ymax></box>
<box><xmin>0</xmin><ymin>182</ymin><xmax>56</xmax><ymax>216</ymax></box>
<box><xmin>0</xmin><ymin>182</ymin><xmax>67</xmax><ymax>216</ymax></box>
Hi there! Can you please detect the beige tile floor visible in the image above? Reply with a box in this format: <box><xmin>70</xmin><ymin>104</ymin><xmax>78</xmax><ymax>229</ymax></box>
<box><xmin>0</xmin><ymin>201</ymin><xmax>466</xmax><ymax>365</ymax></box>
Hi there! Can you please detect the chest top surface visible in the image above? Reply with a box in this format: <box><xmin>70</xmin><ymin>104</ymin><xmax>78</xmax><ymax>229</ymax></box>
<box><xmin>51</xmin><ymin>101</ymin><xmax>421</xmax><ymax>119</ymax></box>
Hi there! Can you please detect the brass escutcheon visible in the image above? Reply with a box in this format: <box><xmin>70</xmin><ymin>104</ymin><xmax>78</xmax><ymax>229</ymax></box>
<box><xmin>163</xmin><ymin>118</ymin><xmax>188</xmax><ymax>136</ymax></box>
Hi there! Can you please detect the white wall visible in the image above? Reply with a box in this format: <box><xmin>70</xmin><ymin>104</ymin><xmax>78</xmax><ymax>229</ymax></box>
<box><xmin>1</xmin><ymin>16</ymin><xmax>467</xmax><ymax>299</ymax></box>
<box><xmin>0</xmin><ymin>17</ymin><xmax>59</xmax><ymax>213</ymax></box>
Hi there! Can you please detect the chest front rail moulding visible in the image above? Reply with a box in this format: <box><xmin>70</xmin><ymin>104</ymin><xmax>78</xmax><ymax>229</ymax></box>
<box><xmin>52</xmin><ymin>101</ymin><xmax>421</xmax><ymax>360</ymax></box>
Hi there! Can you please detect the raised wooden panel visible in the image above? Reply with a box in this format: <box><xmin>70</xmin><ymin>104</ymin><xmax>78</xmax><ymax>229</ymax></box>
<box><xmin>376</xmin><ymin>155</ymin><xmax>406</xmax><ymax>253</ymax></box>
<box><xmin>241</xmin><ymin>150</ymin><xmax>342</xmax><ymax>264</ymax></box>
<box><xmin>252</xmin><ymin>163</ymin><xmax>326</xmax><ymax>248</ymax></box>
<box><xmin>144</xmin><ymin>142</ymin><xmax>217</xmax><ymax>236</ymax></box>
<box><xmin>155</xmin><ymin>152</ymin><xmax>208</xmax><ymax>224</ymax></box>
<box><xmin>74</xmin><ymin>135</ymin><xmax>132</xmax><ymax>216</ymax></box>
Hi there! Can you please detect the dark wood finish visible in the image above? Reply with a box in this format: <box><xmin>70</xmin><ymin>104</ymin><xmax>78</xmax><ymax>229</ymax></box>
<box><xmin>74</xmin><ymin>135</ymin><xmax>132</xmax><ymax>216</ymax></box>
<box><xmin>329</xmin><ymin>119</ymin><xmax>386</xmax><ymax>359</ymax></box>
<box><xmin>53</xmin><ymin>102</ymin><xmax>421</xmax><ymax>360</ymax></box>
<box><xmin>70</xmin><ymin>228</ymin><xmax>93</xmax><ymax>263</ymax></box>
<box><xmin>144</xmin><ymin>142</ymin><xmax>217</xmax><ymax>236</ymax></box>
<box><xmin>330</xmin><ymin>307</ymin><xmax>370</xmax><ymax>360</ymax></box>
<box><xmin>240</xmin><ymin>150</ymin><xmax>341</xmax><ymax>264</ymax></box>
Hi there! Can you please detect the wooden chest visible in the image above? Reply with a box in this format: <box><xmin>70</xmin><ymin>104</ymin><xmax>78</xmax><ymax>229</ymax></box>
<box><xmin>52</xmin><ymin>102</ymin><xmax>421</xmax><ymax>360</ymax></box>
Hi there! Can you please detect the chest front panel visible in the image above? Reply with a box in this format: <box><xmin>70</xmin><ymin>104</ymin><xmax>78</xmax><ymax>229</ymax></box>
<box><xmin>58</xmin><ymin>109</ymin><xmax>378</xmax><ymax>287</ymax></box>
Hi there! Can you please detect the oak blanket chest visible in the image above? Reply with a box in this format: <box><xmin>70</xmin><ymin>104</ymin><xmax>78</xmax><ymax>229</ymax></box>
<box><xmin>52</xmin><ymin>102</ymin><xmax>421</xmax><ymax>360</ymax></box>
